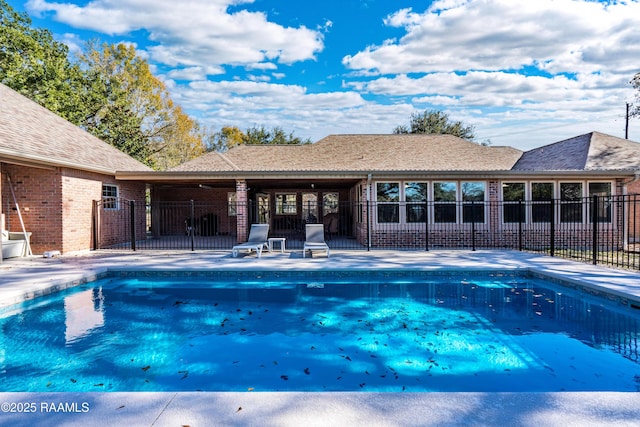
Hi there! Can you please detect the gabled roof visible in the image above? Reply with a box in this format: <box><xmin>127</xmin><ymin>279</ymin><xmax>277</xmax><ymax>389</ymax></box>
<box><xmin>513</xmin><ymin>132</ymin><xmax>640</xmax><ymax>171</ymax></box>
<box><xmin>0</xmin><ymin>83</ymin><xmax>151</xmax><ymax>174</ymax></box>
<box><xmin>172</xmin><ymin>134</ymin><xmax>524</xmax><ymax>173</ymax></box>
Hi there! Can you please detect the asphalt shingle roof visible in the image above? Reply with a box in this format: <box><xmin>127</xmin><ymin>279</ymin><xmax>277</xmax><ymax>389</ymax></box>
<box><xmin>513</xmin><ymin>132</ymin><xmax>640</xmax><ymax>171</ymax></box>
<box><xmin>172</xmin><ymin>134</ymin><xmax>524</xmax><ymax>173</ymax></box>
<box><xmin>0</xmin><ymin>83</ymin><xmax>151</xmax><ymax>173</ymax></box>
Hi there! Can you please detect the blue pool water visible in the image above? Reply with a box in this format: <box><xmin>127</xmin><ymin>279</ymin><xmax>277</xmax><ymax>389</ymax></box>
<box><xmin>0</xmin><ymin>271</ymin><xmax>639</xmax><ymax>392</ymax></box>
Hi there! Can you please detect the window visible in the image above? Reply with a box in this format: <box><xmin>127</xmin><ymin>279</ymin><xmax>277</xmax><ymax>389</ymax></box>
<box><xmin>502</xmin><ymin>182</ymin><xmax>525</xmax><ymax>223</ymax></box>
<box><xmin>462</xmin><ymin>182</ymin><xmax>485</xmax><ymax>223</ymax></box>
<box><xmin>560</xmin><ymin>182</ymin><xmax>583</xmax><ymax>223</ymax></box>
<box><xmin>302</xmin><ymin>193</ymin><xmax>318</xmax><ymax>222</ymax></box>
<box><xmin>531</xmin><ymin>182</ymin><xmax>553</xmax><ymax>223</ymax></box>
<box><xmin>102</xmin><ymin>184</ymin><xmax>119</xmax><ymax>210</ymax></box>
<box><xmin>376</xmin><ymin>182</ymin><xmax>399</xmax><ymax>223</ymax></box>
<box><xmin>227</xmin><ymin>192</ymin><xmax>237</xmax><ymax>216</ymax></box>
<box><xmin>275</xmin><ymin>193</ymin><xmax>297</xmax><ymax>215</ymax></box>
<box><xmin>323</xmin><ymin>192</ymin><xmax>339</xmax><ymax>216</ymax></box>
<box><xmin>405</xmin><ymin>182</ymin><xmax>427</xmax><ymax>223</ymax></box>
<box><xmin>589</xmin><ymin>182</ymin><xmax>612</xmax><ymax>223</ymax></box>
<box><xmin>433</xmin><ymin>182</ymin><xmax>456</xmax><ymax>223</ymax></box>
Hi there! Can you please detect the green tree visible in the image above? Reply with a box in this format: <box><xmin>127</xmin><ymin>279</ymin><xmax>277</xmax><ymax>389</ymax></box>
<box><xmin>208</xmin><ymin>126</ymin><xmax>246</xmax><ymax>152</ymax></box>
<box><xmin>243</xmin><ymin>125</ymin><xmax>311</xmax><ymax>145</ymax></box>
<box><xmin>151</xmin><ymin>105</ymin><xmax>206</xmax><ymax>170</ymax></box>
<box><xmin>393</xmin><ymin>110</ymin><xmax>476</xmax><ymax>141</ymax></box>
<box><xmin>78</xmin><ymin>42</ymin><xmax>206</xmax><ymax>168</ymax></box>
<box><xmin>210</xmin><ymin>125</ymin><xmax>311</xmax><ymax>152</ymax></box>
<box><xmin>0</xmin><ymin>0</ymin><xmax>86</xmax><ymax>123</ymax></box>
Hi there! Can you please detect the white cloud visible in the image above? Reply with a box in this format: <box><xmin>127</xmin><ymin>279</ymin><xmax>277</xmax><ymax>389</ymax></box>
<box><xmin>26</xmin><ymin>0</ymin><xmax>324</xmax><ymax>68</ymax></box>
<box><xmin>338</xmin><ymin>0</ymin><xmax>640</xmax><ymax>147</ymax></box>
<box><xmin>343</xmin><ymin>0</ymin><xmax>640</xmax><ymax>75</ymax></box>
<box><xmin>169</xmin><ymin>80</ymin><xmax>409</xmax><ymax>140</ymax></box>
<box><xmin>23</xmin><ymin>0</ymin><xmax>640</xmax><ymax>148</ymax></box>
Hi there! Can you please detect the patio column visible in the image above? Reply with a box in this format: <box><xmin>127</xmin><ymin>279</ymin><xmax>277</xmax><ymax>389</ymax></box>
<box><xmin>236</xmin><ymin>179</ymin><xmax>248</xmax><ymax>242</ymax></box>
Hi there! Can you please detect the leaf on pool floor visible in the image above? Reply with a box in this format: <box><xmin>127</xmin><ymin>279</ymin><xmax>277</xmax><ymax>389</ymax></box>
<box><xmin>94</xmin><ymin>383</ymin><xmax>104</xmax><ymax>387</ymax></box>
<box><xmin>70</xmin><ymin>378</ymin><xmax>77</xmax><ymax>383</ymax></box>
<box><xmin>142</xmin><ymin>365</ymin><xmax>151</xmax><ymax>371</ymax></box>
<box><xmin>304</xmin><ymin>368</ymin><xmax>310</xmax><ymax>375</ymax></box>
<box><xmin>280</xmin><ymin>375</ymin><xmax>288</xmax><ymax>380</ymax></box>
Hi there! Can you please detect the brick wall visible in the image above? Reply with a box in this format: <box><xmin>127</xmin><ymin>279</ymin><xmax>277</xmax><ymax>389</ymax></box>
<box><xmin>2</xmin><ymin>165</ymin><xmax>62</xmax><ymax>254</ymax></box>
<box><xmin>1</xmin><ymin>164</ymin><xmax>145</xmax><ymax>254</ymax></box>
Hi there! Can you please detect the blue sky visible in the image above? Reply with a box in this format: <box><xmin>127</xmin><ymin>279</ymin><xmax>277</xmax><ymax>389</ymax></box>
<box><xmin>8</xmin><ymin>0</ymin><xmax>640</xmax><ymax>149</ymax></box>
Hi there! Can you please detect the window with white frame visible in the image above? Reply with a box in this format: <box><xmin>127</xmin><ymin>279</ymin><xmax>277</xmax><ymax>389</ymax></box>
<box><xmin>588</xmin><ymin>182</ymin><xmax>612</xmax><ymax>223</ymax></box>
<box><xmin>405</xmin><ymin>182</ymin><xmax>427</xmax><ymax>223</ymax></box>
<box><xmin>560</xmin><ymin>182</ymin><xmax>583</xmax><ymax>223</ymax></box>
<box><xmin>102</xmin><ymin>184</ymin><xmax>119</xmax><ymax>210</ymax></box>
<box><xmin>502</xmin><ymin>182</ymin><xmax>526</xmax><ymax>223</ymax></box>
<box><xmin>462</xmin><ymin>182</ymin><xmax>485</xmax><ymax>223</ymax></box>
<box><xmin>433</xmin><ymin>182</ymin><xmax>456</xmax><ymax>223</ymax></box>
<box><xmin>376</xmin><ymin>182</ymin><xmax>399</xmax><ymax>223</ymax></box>
<box><xmin>531</xmin><ymin>182</ymin><xmax>553</xmax><ymax>223</ymax></box>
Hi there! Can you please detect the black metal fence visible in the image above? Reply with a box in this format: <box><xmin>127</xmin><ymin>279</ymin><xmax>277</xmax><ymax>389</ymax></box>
<box><xmin>93</xmin><ymin>195</ymin><xmax>640</xmax><ymax>270</ymax></box>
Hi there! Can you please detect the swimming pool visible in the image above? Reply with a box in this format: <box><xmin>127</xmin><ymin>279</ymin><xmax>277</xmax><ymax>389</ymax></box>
<box><xmin>0</xmin><ymin>270</ymin><xmax>639</xmax><ymax>392</ymax></box>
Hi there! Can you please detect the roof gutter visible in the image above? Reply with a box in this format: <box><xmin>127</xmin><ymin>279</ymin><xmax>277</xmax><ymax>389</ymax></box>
<box><xmin>1</xmin><ymin>152</ymin><xmax>121</xmax><ymax>175</ymax></box>
<box><xmin>622</xmin><ymin>171</ymin><xmax>640</xmax><ymax>194</ymax></box>
<box><xmin>115</xmin><ymin>169</ymin><xmax>638</xmax><ymax>182</ymax></box>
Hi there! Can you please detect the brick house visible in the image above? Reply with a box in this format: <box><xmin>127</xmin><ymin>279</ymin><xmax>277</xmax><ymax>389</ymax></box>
<box><xmin>3</xmin><ymin>80</ymin><xmax>640</xmax><ymax>254</ymax></box>
<box><xmin>0</xmin><ymin>83</ymin><xmax>151</xmax><ymax>257</ymax></box>
<box><xmin>116</xmin><ymin>132</ymin><xmax>640</xmax><ymax>248</ymax></box>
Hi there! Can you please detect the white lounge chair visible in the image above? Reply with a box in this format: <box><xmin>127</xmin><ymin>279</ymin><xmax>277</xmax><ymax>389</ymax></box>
<box><xmin>232</xmin><ymin>224</ymin><xmax>270</xmax><ymax>258</ymax></box>
<box><xmin>303</xmin><ymin>223</ymin><xmax>330</xmax><ymax>258</ymax></box>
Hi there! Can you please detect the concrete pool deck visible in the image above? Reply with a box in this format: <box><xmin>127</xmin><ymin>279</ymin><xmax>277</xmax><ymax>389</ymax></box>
<box><xmin>1</xmin><ymin>249</ymin><xmax>640</xmax><ymax>426</ymax></box>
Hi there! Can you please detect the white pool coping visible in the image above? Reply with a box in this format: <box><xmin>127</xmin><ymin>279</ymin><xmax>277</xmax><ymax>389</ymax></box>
<box><xmin>1</xmin><ymin>249</ymin><xmax>640</xmax><ymax>426</ymax></box>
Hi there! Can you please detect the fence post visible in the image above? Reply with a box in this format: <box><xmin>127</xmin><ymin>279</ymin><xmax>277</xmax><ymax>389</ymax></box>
<box><xmin>518</xmin><ymin>199</ymin><xmax>523</xmax><ymax>251</ymax></box>
<box><xmin>367</xmin><ymin>200</ymin><xmax>371</xmax><ymax>251</ymax></box>
<box><xmin>550</xmin><ymin>199</ymin><xmax>555</xmax><ymax>257</ymax></box>
<box><xmin>471</xmin><ymin>200</ymin><xmax>476</xmax><ymax>251</ymax></box>
<box><xmin>425</xmin><ymin>200</ymin><xmax>429</xmax><ymax>251</ymax></box>
<box><xmin>190</xmin><ymin>199</ymin><xmax>195</xmax><ymax>251</ymax></box>
<box><xmin>592</xmin><ymin>194</ymin><xmax>598</xmax><ymax>265</ymax></box>
<box><xmin>129</xmin><ymin>200</ymin><xmax>136</xmax><ymax>251</ymax></box>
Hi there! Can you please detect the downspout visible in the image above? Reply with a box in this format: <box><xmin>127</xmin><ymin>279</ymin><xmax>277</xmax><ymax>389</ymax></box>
<box><xmin>621</xmin><ymin>172</ymin><xmax>640</xmax><ymax>250</ymax></box>
<box><xmin>367</xmin><ymin>173</ymin><xmax>372</xmax><ymax>251</ymax></box>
